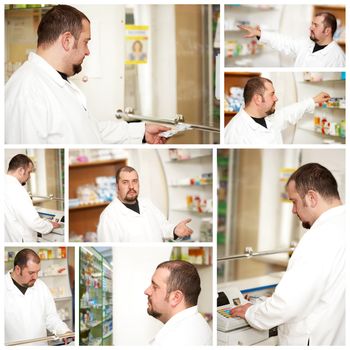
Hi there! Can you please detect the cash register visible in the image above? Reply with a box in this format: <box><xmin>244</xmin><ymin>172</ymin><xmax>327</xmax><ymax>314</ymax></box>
<box><xmin>217</xmin><ymin>278</ymin><xmax>280</xmax><ymax>346</ymax></box>
<box><xmin>35</xmin><ymin>207</ymin><xmax>64</xmax><ymax>242</ymax></box>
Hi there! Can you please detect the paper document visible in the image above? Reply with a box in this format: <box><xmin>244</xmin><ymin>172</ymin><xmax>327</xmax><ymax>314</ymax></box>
<box><xmin>159</xmin><ymin>124</ymin><xmax>192</xmax><ymax>138</ymax></box>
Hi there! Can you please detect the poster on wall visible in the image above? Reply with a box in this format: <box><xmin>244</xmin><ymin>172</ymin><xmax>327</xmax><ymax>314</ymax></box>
<box><xmin>280</xmin><ymin>167</ymin><xmax>296</xmax><ymax>202</ymax></box>
<box><xmin>125</xmin><ymin>25</ymin><xmax>149</xmax><ymax>65</ymax></box>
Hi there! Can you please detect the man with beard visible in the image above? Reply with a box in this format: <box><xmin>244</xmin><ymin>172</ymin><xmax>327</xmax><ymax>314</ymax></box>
<box><xmin>4</xmin><ymin>154</ymin><xmax>60</xmax><ymax>242</ymax></box>
<box><xmin>144</xmin><ymin>260</ymin><xmax>212</xmax><ymax>345</ymax></box>
<box><xmin>97</xmin><ymin>166</ymin><xmax>193</xmax><ymax>242</ymax></box>
<box><xmin>5</xmin><ymin>249</ymin><xmax>71</xmax><ymax>345</ymax></box>
<box><xmin>230</xmin><ymin>163</ymin><xmax>345</xmax><ymax>345</ymax></box>
<box><xmin>224</xmin><ymin>77</ymin><xmax>330</xmax><ymax>144</ymax></box>
<box><xmin>238</xmin><ymin>12</ymin><xmax>345</xmax><ymax>67</ymax></box>
<box><xmin>5</xmin><ymin>5</ymin><xmax>169</xmax><ymax>144</ymax></box>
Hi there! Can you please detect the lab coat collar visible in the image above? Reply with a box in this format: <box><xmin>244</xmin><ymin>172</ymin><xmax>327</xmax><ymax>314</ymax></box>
<box><xmin>5</xmin><ymin>271</ymin><xmax>39</xmax><ymax>296</ymax></box>
<box><xmin>5</xmin><ymin>174</ymin><xmax>21</xmax><ymax>186</ymax></box>
<box><xmin>114</xmin><ymin>197</ymin><xmax>146</xmax><ymax>216</ymax></box>
<box><xmin>311</xmin><ymin>205</ymin><xmax>345</xmax><ymax>229</ymax></box>
<box><xmin>308</xmin><ymin>40</ymin><xmax>339</xmax><ymax>56</ymax></box>
<box><xmin>28</xmin><ymin>52</ymin><xmax>67</xmax><ymax>88</ymax></box>
<box><xmin>164</xmin><ymin>305</ymin><xmax>199</xmax><ymax>327</ymax></box>
<box><xmin>5</xmin><ymin>269</ymin><xmax>44</xmax><ymax>297</ymax></box>
<box><xmin>241</xmin><ymin>108</ymin><xmax>272</xmax><ymax>131</ymax></box>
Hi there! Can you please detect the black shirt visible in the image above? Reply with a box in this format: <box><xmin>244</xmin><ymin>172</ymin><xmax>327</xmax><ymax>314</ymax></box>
<box><xmin>123</xmin><ymin>200</ymin><xmax>140</xmax><ymax>214</ymax></box>
<box><xmin>312</xmin><ymin>43</ymin><xmax>328</xmax><ymax>53</ymax></box>
<box><xmin>57</xmin><ymin>71</ymin><xmax>69</xmax><ymax>82</ymax></box>
<box><xmin>251</xmin><ymin>116</ymin><xmax>267</xmax><ymax>128</ymax></box>
<box><xmin>11</xmin><ymin>277</ymin><xmax>28</xmax><ymax>295</ymax></box>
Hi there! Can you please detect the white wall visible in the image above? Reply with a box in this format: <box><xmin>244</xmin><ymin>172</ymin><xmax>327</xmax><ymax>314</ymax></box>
<box><xmin>127</xmin><ymin>149</ymin><xmax>168</xmax><ymax>216</ymax></box>
<box><xmin>279</xmin><ymin>5</ymin><xmax>313</xmax><ymax>66</ymax></box>
<box><xmin>134</xmin><ymin>5</ymin><xmax>177</xmax><ymax>119</ymax></box>
<box><xmin>113</xmin><ymin>246</ymin><xmax>172</xmax><ymax>345</ymax></box>
<box><xmin>262</xmin><ymin>72</ymin><xmax>298</xmax><ymax>143</ymax></box>
<box><xmin>257</xmin><ymin>149</ymin><xmax>301</xmax><ymax>251</ymax></box>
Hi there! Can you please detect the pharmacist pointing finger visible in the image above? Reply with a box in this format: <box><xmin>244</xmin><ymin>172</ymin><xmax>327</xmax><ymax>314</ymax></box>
<box><xmin>97</xmin><ymin>166</ymin><xmax>193</xmax><ymax>242</ymax></box>
<box><xmin>5</xmin><ymin>249</ymin><xmax>71</xmax><ymax>346</ymax></box>
<box><xmin>237</xmin><ymin>11</ymin><xmax>345</xmax><ymax>67</ymax></box>
<box><xmin>224</xmin><ymin>76</ymin><xmax>331</xmax><ymax>145</ymax></box>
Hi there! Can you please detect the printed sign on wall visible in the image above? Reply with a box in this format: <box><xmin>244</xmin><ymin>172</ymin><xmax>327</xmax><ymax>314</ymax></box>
<box><xmin>125</xmin><ymin>25</ymin><xmax>149</xmax><ymax>65</ymax></box>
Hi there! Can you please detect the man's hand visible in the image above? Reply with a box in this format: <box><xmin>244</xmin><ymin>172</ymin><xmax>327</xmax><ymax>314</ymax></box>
<box><xmin>174</xmin><ymin>218</ymin><xmax>193</xmax><ymax>237</ymax></box>
<box><xmin>313</xmin><ymin>92</ymin><xmax>331</xmax><ymax>104</ymax></box>
<box><xmin>238</xmin><ymin>24</ymin><xmax>261</xmax><ymax>38</ymax></box>
<box><xmin>50</xmin><ymin>221</ymin><xmax>61</xmax><ymax>229</ymax></box>
<box><xmin>229</xmin><ymin>303</ymin><xmax>253</xmax><ymax>319</ymax></box>
<box><xmin>62</xmin><ymin>331</ymin><xmax>74</xmax><ymax>345</ymax></box>
<box><xmin>145</xmin><ymin>123</ymin><xmax>170</xmax><ymax>144</ymax></box>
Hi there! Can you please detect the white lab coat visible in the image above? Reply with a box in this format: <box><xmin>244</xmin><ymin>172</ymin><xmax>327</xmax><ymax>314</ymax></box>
<box><xmin>5</xmin><ymin>52</ymin><xmax>145</xmax><ymax>144</ymax></box>
<box><xmin>97</xmin><ymin>197</ymin><xmax>176</xmax><ymax>242</ymax></box>
<box><xmin>260</xmin><ymin>31</ymin><xmax>345</xmax><ymax>67</ymax></box>
<box><xmin>245</xmin><ymin>205</ymin><xmax>345</xmax><ymax>345</ymax></box>
<box><xmin>4</xmin><ymin>174</ymin><xmax>53</xmax><ymax>242</ymax></box>
<box><xmin>5</xmin><ymin>271</ymin><xmax>70</xmax><ymax>346</ymax></box>
<box><xmin>150</xmin><ymin>306</ymin><xmax>212</xmax><ymax>346</ymax></box>
<box><xmin>224</xmin><ymin>98</ymin><xmax>315</xmax><ymax>144</ymax></box>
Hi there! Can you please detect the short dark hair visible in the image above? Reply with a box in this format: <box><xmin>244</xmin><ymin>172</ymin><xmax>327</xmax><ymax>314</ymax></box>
<box><xmin>316</xmin><ymin>12</ymin><xmax>337</xmax><ymax>37</ymax></box>
<box><xmin>14</xmin><ymin>249</ymin><xmax>41</xmax><ymax>270</ymax></box>
<box><xmin>157</xmin><ymin>260</ymin><xmax>201</xmax><ymax>307</ymax></box>
<box><xmin>287</xmin><ymin>163</ymin><xmax>340</xmax><ymax>200</ymax></box>
<box><xmin>37</xmin><ymin>5</ymin><xmax>90</xmax><ymax>47</ymax></box>
<box><xmin>244</xmin><ymin>77</ymin><xmax>273</xmax><ymax>105</ymax></box>
<box><xmin>8</xmin><ymin>154</ymin><xmax>33</xmax><ymax>172</ymax></box>
<box><xmin>115</xmin><ymin>166</ymin><xmax>138</xmax><ymax>183</ymax></box>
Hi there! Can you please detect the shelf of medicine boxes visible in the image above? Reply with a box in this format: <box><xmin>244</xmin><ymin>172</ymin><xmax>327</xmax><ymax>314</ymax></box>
<box><xmin>161</xmin><ymin>149</ymin><xmax>213</xmax><ymax>242</ymax></box>
<box><xmin>166</xmin><ymin>153</ymin><xmax>212</xmax><ymax>163</ymax></box>
<box><xmin>296</xmin><ymin>75</ymin><xmax>346</xmax><ymax>142</ymax></box>
<box><xmin>79</xmin><ymin>247</ymin><xmax>113</xmax><ymax>346</ymax></box>
<box><xmin>296</xmin><ymin>120</ymin><xmax>345</xmax><ymax>143</ymax></box>
<box><xmin>4</xmin><ymin>247</ymin><xmax>73</xmax><ymax>332</ymax></box>
<box><xmin>102</xmin><ymin>260</ymin><xmax>113</xmax><ymax>345</ymax></box>
<box><xmin>313</xmin><ymin>5</ymin><xmax>346</xmax><ymax>52</ymax></box>
<box><xmin>5</xmin><ymin>5</ymin><xmax>53</xmax><ymax>18</ymax></box>
<box><xmin>69</xmin><ymin>158</ymin><xmax>126</xmax><ymax>238</ymax></box>
<box><xmin>171</xmin><ymin>247</ymin><xmax>212</xmax><ymax>267</ymax></box>
<box><xmin>172</xmin><ymin>208</ymin><xmax>213</xmax><ymax>217</ymax></box>
<box><xmin>217</xmin><ymin>151</ymin><xmax>230</xmax><ymax>246</ymax></box>
<box><xmin>224</xmin><ymin>5</ymin><xmax>280</xmax><ymax>67</ymax></box>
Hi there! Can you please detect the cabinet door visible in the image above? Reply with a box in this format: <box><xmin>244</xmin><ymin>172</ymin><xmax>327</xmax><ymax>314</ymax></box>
<box><xmin>72</xmin><ymin>5</ymin><xmax>125</xmax><ymax>122</ymax></box>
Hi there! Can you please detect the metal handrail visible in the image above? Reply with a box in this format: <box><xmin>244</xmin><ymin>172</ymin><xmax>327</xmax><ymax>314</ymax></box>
<box><xmin>29</xmin><ymin>193</ymin><xmax>64</xmax><ymax>202</ymax></box>
<box><xmin>115</xmin><ymin>108</ymin><xmax>220</xmax><ymax>133</ymax></box>
<box><xmin>5</xmin><ymin>331</ymin><xmax>75</xmax><ymax>346</ymax></box>
<box><xmin>218</xmin><ymin>243</ymin><xmax>297</xmax><ymax>262</ymax></box>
